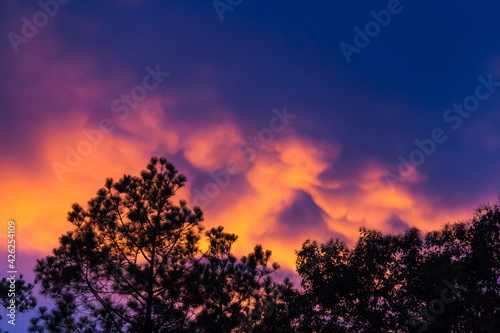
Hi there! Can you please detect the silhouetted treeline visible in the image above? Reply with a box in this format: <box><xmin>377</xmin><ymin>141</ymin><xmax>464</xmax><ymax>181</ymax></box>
<box><xmin>2</xmin><ymin>157</ymin><xmax>499</xmax><ymax>332</ymax></box>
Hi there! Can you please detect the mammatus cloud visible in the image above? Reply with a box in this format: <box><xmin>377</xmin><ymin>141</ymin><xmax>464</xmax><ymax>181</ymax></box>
<box><xmin>0</xmin><ymin>92</ymin><xmax>479</xmax><ymax>270</ymax></box>
<box><xmin>198</xmin><ymin>137</ymin><xmax>475</xmax><ymax>268</ymax></box>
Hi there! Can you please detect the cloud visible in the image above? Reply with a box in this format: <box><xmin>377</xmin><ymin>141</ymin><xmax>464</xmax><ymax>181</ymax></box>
<box><xmin>0</xmin><ymin>87</ymin><xmax>479</xmax><ymax>270</ymax></box>
<box><xmin>0</xmin><ymin>10</ymin><xmax>489</xmax><ymax>273</ymax></box>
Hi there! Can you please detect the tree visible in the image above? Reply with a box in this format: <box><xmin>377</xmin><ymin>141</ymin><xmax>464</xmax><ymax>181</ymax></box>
<box><xmin>0</xmin><ymin>274</ymin><xmax>37</xmax><ymax>333</ymax></box>
<box><xmin>295</xmin><ymin>201</ymin><xmax>500</xmax><ymax>332</ymax></box>
<box><xmin>34</xmin><ymin>155</ymin><xmax>500</xmax><ymax>332</ymax></box>
<box><xmin>247</xmin><ymin>277</ymin><xmax>305</xmax><ymax>333</ymax></box>
<box><xmin>32</xmin><ymin>157</ymin><xmax>282</xmax><ymax>333</ymax></box>
<box><xmin>28</xmin><ymin>294</ymin><xmax>97</xmax><ymax>333</ymax></box>
<box><xmin>188</xmin><ymin>226</ymin><xmax>280</xmax><ymax>332</ymax></box>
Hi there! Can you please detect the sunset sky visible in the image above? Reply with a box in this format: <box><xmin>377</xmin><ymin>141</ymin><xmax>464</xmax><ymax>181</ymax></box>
<box><xmin>2</xmin><ymin>3</ymin><xmax>500</xmax><ymax>321</ymax></box>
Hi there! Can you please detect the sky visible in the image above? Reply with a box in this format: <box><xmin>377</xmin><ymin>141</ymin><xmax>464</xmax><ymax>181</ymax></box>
<box><xmin>1</xmin><ymin>0</ymin><xmax>500</xmax><ymax>327</ymax></box>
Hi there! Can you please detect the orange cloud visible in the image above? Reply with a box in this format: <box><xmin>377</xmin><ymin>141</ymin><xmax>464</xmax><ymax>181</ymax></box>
<box><xmin>0</xmin><ymin>96</ymin><xmax>478</xmax><ymax>273</ymax></box>
<box><xmin>0</xmin><ymin>30</ymin><xmax>480</xmax><ymax>273</ymax></box>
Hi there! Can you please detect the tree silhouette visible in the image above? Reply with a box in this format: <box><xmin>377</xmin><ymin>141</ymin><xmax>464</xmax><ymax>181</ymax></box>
<box><xmin>28</xmin><ymin>156</ymin><xmax>500</xmax><ymax>332</ymax></box>
<box><xmin>188</xmin><ymin>226</ymin><xmax>280</xmax><ymax>332</ymax></box>
<box><xmin>32</xmin><ymin>157</ymin><xmax>280</xmax><ymax>333</ymax></box>
<box><xmin>28</xmin><ymin>294</ymin><xmax>97</xmax><ymax>333</ymax></box>
<box><xmin>0</xmin><ymin>274</ymin><xmax>37</xmax><ymax>333</ymax></box>
<box><xmin>246</xmin><ymin>277</ymin><xmax>304</xmax><ymax>333</ymax></box>
<box><xmin>295</xmin><ymin>202</ymin><xmax>500</xmax><ymax>332</ymax></box>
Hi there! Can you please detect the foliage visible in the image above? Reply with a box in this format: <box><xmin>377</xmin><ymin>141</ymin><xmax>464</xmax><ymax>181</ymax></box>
<box><xmin>31</xmin><ymin>157</ymin><xmax>279</xmax><ymax>333</ymax></box>
<box><xmin>296</xmin><ymin>202</ymin><xmax>500</xmax><ymax>332</ymax></box>
<box><xmin>0</xmin><ymin>274</ymin><xmax>37</xmax><ymax>333</ymax></box>
<box><xmin>22</xmin><ymin>157</ymin><xmax>500</xmax><ymax>332</ymax></box>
